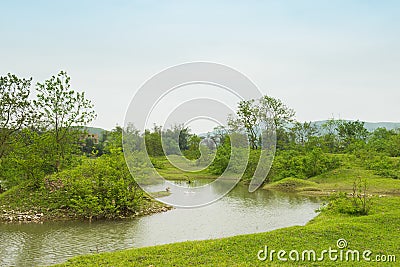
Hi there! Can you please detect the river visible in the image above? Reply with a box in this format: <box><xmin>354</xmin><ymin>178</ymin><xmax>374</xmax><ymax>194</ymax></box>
<box><xmin>0</xmin><ymin>180</ymin><xmax>321</xmax><ymax>266</ymax></box>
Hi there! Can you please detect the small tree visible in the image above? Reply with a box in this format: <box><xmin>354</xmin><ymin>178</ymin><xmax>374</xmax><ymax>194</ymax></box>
<box><xmin>34</xmin><ymin>71</ymin><xmax>96</xmax><ymax>170</ymax></box>
<box><xmin>0</xmin><ymin>73</ymin><xmax>34</xmax><ymax>159</ymax></box>
<box><xmin>336</xmin><ymin>120</ymin><xmax>368</xmax><ymax>151</ymax></box>
<box><xmin>351</xmin><ymin>177</ymin><xmax>372</xmax><ymax>215</ymax></box>
<box><xmin>327</xmin><ymin>177</ymin><xmax>372</xmax><ymax>216</ymax></box>
<box><xmin>184</xmin><ymin>134</ymin><xmax>201</xmax><ymax>160</ymax></box>
<box><xmin>259</xmin><ymin>95</ymin><xmax>295</xmax><ymax>130</ymax></box>
<box><xmin>144</xmin><ymin>126</ymin><xmax>164</xmax><ymax>157</ymax></box>
<box><xmin>320</xmin><ymin>118</ymin><xmax>340</xmax><ymax>153</ymax></box>
<box><xmin>291</xmin><ymin>121</ymin><xmax>318</xmax><ymax>147</ymax></box>
<box><xmin>229</xmin><ymin>99</ymin><xmax>260</xmax><ymax>149</ymax></box>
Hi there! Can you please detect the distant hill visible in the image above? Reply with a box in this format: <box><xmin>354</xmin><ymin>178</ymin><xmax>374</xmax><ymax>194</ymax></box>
<box><xmin>363</xmin><ymin>122</ymin><xmax>400</xmax><ymax>131</ymax></box>
<box><xmin>85</xmin><ymin>121</ymin><xmax>400</xmax><ymax>139</ymax></box>
<box><xmin>199</xmin><ymin>120</ymin><xmax>400</xmax><ymax>137</ymax></box>
<box><xmin>311</xmin><ymin>121</ymin><xmax>400</xmax><ymax>132</ymax></box>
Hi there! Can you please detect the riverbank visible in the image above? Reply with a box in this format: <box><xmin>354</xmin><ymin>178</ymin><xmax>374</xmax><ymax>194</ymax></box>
<box><xmin>0</xmin><ymin>200</ymin><xmax>171</xmax><ymax>223</ymax></box>
<box><xmin>54</xmin><ymin>195</ymin><xmax>399</xmax><ymax>266</ymax></box>
<box><xmin>0</xmin><ymin>152</ymin><xmax>176</xmax><ymax>223</ymax></box>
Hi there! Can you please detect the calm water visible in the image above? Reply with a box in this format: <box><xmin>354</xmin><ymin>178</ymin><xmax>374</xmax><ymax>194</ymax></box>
<box><xmin>0</xmin><ymin>180</ymin><xmax>321</xmax><ymax>266</ymax></box>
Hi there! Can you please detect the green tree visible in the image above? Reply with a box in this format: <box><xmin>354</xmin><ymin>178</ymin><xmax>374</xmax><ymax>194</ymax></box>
<box><xmin>104</xmin><ymin>126</ymin><xmax>123</xmax><ymax>153</ymax></box>
<box><xmin>336</xmin><ymin>120</ymin><xmax>368</xmax><ymax>151</ymax></box>
<box><xmin>228</xmin><ymin>95</ymin><xmax>295</xmax><ymax>151</ymax></box>
<box><xmin>34</xmin><ymin>71</ymin><xmax>96</xmax><ymax>170</ymax></box>
<box><xmin>0</xmin><ymin>73</ymin><xmax>34</xmax><ymax>159</ymax></box>
<box><xmin>290</xmin><ymin>121</ymin><xmax>318</xmax><ymax>147</ymax></box>
<box><xmin>259</xmin><ymin>95</ymin><xmax>295</xmax><ymax>151</ymax></box>
<box><xmin>209</xmin><ymin>136</ymin><xmax>231</xmax><ymax>174</ymax></box>
<box><xmin>178</xmin><ymin>126</ymin><xmax>190</xmax><ymax>151</ymax></box>
<box><xmin>144</xmin><ymin>126</ymin><xmax>163</xmax><ymax>157</ymax></box>
<box><xmin>183</xmin><ymin>134</ymin><xmax>201</xmax><ymax>159</ymax></box>
<box><xmin>122</xmin><ymin>123</ymin><xmax>144</xmax><ymax>153</ymax></box>
<box><xmin>81</xmin><ymin>136</ymin><xmax>96</xmax><ymax>156</ymax></box>
<box><xmin>259</xmin><ymin>95</ymin><xmax>295</xmax><ymax>130</ymax></box>
<box><xmin>320</xmin><ymin>118</ymin><xmax>339</xmax><ymax>153</ymax></box>
<box><xmin>237</xmin><ymin>99</ymin><xmax>260</xmax><ymax>149</ymax></box>
<box><xmin>367</xmin><ymin>127</ymin><xmax>400</xmax><ymax>157</ymax></box>
<box><xmin>161</xmin><ymin>124</ymin><xmax>190</xmax><ymax>155</ymax></box>
<box><xmin>0</xmin><ymin>129</ymin><xmax>60</xmax><ymax>189</ymax></box>
<box><xmin>210</xmin><ymin>126</ymin><xmax>227</xmax><ymax>147</ymax></box>
<box><xmin>228</xmin><ymin>99</ymin><xmax>260</xmax><ymax>149</ymax></box>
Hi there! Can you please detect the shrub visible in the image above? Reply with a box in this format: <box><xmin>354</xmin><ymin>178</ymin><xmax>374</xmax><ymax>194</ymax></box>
<box><xmin>325</xmin><ymin>178</ymin><xmax>372</xmax><ymax>215</ymax></box>
<box><xmin>46</xmin><ymin>152</ymin><xmax>146</xmax><ymax>219</ymax></box>
<box><xmin>363</xmin><ymin>154</ymin><xmax>400</xmax><ymax>179</ymax></box>
<box><xmin>268</xmin><ymin>148</ymin><xmax>341</xmax><ymax>181</ymax></box>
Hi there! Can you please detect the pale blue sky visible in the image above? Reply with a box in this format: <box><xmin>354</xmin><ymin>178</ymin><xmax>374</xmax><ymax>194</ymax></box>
<box><xmin>1</xmin><ymin>1</ymin><xmax>399</xmax><ymax>131</ymax></box>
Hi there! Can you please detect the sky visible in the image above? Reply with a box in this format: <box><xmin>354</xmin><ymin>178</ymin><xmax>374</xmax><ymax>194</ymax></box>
<box><xmin>1</xmin><ymin>1</ymin><xmax>399</xmax><ymax>132</ymax></box>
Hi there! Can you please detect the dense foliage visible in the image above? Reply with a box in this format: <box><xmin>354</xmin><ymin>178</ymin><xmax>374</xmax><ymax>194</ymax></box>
<box><xmin>44</xmin><ymin>152</ymin><xmax>146</xmax><ymax>219</ymax></box>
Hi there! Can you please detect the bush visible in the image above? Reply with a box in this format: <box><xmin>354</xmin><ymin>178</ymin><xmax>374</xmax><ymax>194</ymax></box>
<box><xmin>46</xmin><ymin>152</ymin><xmax>145</xmax><ymax>219</ymax></box>
<box><xmin>363</xmin><ymin>154</ymin><xmax>400</xmax><ymax>179</ymax></box>
<box><xmin>209</xmin><ymin>140</ymin><xmax>231</xmax><ymax>175</ymax></box>
<box><xmin>209</xmin><ymin>144</ymin><xmax>341</xmax><ymax>183</ymax></box>
<box><xmin>268</xmin><ymin>148</ymin><xmax>341</xmax><ymax>181</ymax></box>
<box><xmin>325</xmin><ymin>178</ymin><xmax>372</xmax><ymax>215</ymax></box>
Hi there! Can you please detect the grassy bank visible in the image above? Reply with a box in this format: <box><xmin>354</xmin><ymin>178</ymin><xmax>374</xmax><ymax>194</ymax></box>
<box><xmin>0</xmin><ymin>182</ymin><xmax>170</xmax><ymax>222</ymax></box>
<box><xmin>0</xmin><ymin>154</ymin><xmax>215</xmax><ymax>222</ymax></box>
<box><xmin>151</xmin><ymin>155</ymin><xmax>218</xmax><ymax>180</ymax></box>
<box><xmin>263</xmin><ymin>167</ymin><xmax>400</xmax><ymax>196</ymax></box>
<box><xmin>0</xmin><ymin>153</ymin><xmax>173</xmax><ymax>222</ymax></box>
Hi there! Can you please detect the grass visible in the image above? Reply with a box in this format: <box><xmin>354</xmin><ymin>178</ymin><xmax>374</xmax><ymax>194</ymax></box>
<box><xmin>310</xmin><ymin>168</ymin><xmax>400</xmax><ymax>195</ymax></box>
<box><xmin>151</xmin><ymin>155</ymin><xmax>218</xmax><ymax>180</ymax></box>
<box><xmin>149</xmin><ymin>190</ymin><xmax>171</xmax><ymax>198</ymax></box>
<box><xmin>263</xmin><ymin>167</ymin><xmax>400</xmax><ymax>196</ymax></box>
<box><xmin>263</xmin><ymin>177</ymin><xmax>320</xmax><ymax>192</ymax></box>
<box><xmin>55</xmin><ymin>195</ymin><xmax>400</xmax><ymax>266</ymax></box>
<box><xmin>0</xmin><ymin>183</ymin><xmax>71</xmax><ymax>219</ymax></box>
